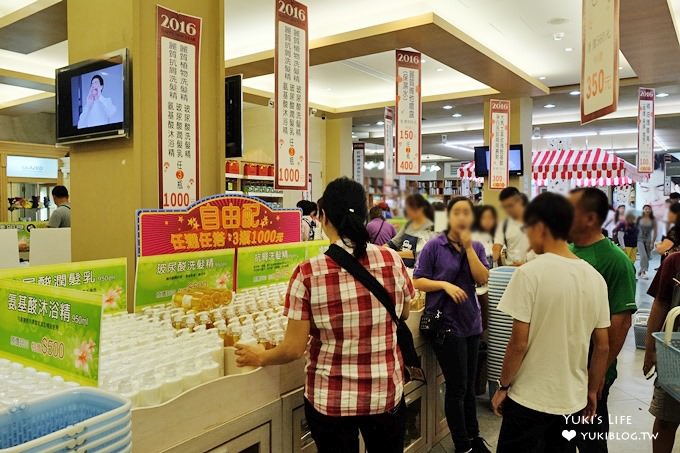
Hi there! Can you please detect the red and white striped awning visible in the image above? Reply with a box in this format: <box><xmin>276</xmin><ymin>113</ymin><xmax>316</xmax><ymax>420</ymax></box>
<box><xmin>457</xmin><ymin>161</ymin><xmax>483</xmax><ymax>182</ymax></box>
<box><xmin>533</xmin><ymin>149</ymin><xmax>637</xmax><ymax>187</ymax></box>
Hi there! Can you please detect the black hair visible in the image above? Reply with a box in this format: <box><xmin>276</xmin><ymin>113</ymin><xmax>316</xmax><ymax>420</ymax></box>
<box><xmin>614</xmin><ymin>204</ymin><xmax>626</xmax><ymax>223</ymax></box>
<box><xmin>671</xmin><ymin>192</ymin><xmax>680</xmax><ymax>201</ymax></box>
<box><xmin>639</xmin><ymin>204</ymin><xmax>655</xmax><ymax>222</ymax></box>
<box><xmin>570</xmin><ymin>187</ymin><xmax>609</xmax><ymax>226</ymax></box>
<box><xmin>446</xmin><ymin>196</ymin><xmax>474</xmax><ymax>213</ymax></box>
<box><xmin>670</xmin><ymin>203</ymin><xmax>680</xmax><ymax>231</ymax></box>
<box><xmin>524</xmin><ymin>192</ymin><xmax>573</xmax><ymax>241</ymax></box>
<box><xmin>52</xmin><ymin>185</ymin><xmax>69</xmax><ymax>198</ymax></box>
<box><xmin>368</xmin><ymin>206</ymin><xmax>384</xmax><ymax>221</ymax></box>
<box><xmin>296</xmin><ymin>200</ymin><xmax>317</xmax><ymax>216</ymax></box>
<box><xmin>405</xmin><ymin>194</ymin><xmax>434</xmax><ymax>222</ymax></box>
<box><xmin>318</xmin><ymin>177</ymin><xmax>369</xmax><ymax>258</ymax></box>
<box><xmin>431</xmin><ymin>201</ymin><xmax>446</xmax><ymax>212</ymax></box>
<box><xmin>473</xmin><ymin>205</ymin><xmax>498</xmax><ymax>236</ymax></box>
<box><xmin>91</xmin><ymin>75</ymin><xmax>104</xmax><ymax>87</ymax></box>
<box><xmin>499</xmin><ymin>187</ymin><xmax>521</xmax><ymax>202</ymax></box>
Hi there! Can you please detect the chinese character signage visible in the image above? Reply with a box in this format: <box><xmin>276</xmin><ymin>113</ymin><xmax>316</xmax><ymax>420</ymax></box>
<box><xmin>581</xmin><ymin>0</ymin><xmax>619</xmax><ymax>124</ymax></box>
<box><xmin>489</xmin><ymin>99</ymin><xmax>511</xmax><ymax>190</ymax></box>
<box><xmin>157</xmin><ymin>5</ymin><xmax>202</xmax><ymax>208</ymax></box>
<box><xmin>275</xmin><ymin>0</ymin><xmax>308</xmax><ymax>190</ymax></box>
<box><xmin>0</xmin><ymin>221</ymin><xmax>47</xmax><ymax>252</ymax></box>
<box><xmin>0</xmin><ymin>280</ymin><xmax>103</xmax><ymax>386</ymax></box>
<box><xmin>237</xmin><ymin>242</ymin><xmax>307</xmax><ymax>289</ymax></box>
<box><xmin>0</xmin><ymin>258</ymin><xmax>128</xmax><ymax>315</ymax></box>
<box><xmin>384</xmin><ymin>107</ymin><xmax>395</xmax><ymax>190</ymax></box>
<box><xmin>137</xmin><ymin>194</ymin><xmax>302</xmax><ymax>257</ymax></box>
<box><xmin>135</xmin><ymin>249</ymin><xmax>234</xmax><ymax>311</ymax></box>
<box><xmin>353</xmin><ymin>142</ymin><xmax>365</xmax><ymax>184</ymax></box>
<box><xmin>395</xmin><ymin>49</ymin><xmax>421</xmax><ymax>175</ymax></box>
<box><xmin>637</xmin><ymin>87</ymin><xmax>655</xmax><ymax>174</ymax></box>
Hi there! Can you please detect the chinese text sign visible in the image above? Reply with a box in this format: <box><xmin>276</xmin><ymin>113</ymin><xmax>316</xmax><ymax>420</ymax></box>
<box><xmin>395</xmin><ymin>50</ymin><xmax>421</xmax><ymax>175</ymax></box>
<box><xmin>637</xmin><ymin>88</ymin><xmax>655</xmax><ymax>173</ymax></box>
<box><xmin>489</xmin><ymin>99</ymin><xmax>511</xmax><ymax>189</ymax></box>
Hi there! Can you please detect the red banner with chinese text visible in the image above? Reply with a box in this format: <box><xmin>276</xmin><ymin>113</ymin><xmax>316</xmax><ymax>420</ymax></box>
<box><xmin>137</xmin><ymin>195</ymin><xmax>301</xmax><ymax>257</ymax></box>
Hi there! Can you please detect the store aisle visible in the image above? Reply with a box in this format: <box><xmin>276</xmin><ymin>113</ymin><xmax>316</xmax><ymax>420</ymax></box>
<box><xmin>432</xmin><ymin>255</ymin><xmax>680</xmax><ymax>452</ymax></box>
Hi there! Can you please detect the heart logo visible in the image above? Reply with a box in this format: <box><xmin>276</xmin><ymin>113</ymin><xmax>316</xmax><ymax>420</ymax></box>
<box><xmin>562</xmin><ymin>429</ymin><xmax>577</xmax><ymax>441</ymax></box>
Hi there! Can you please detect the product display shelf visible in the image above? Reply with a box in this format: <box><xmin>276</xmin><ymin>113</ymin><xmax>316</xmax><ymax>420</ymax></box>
<box><xmin>243</xmin><ymin>191</ymin><xmax>284</xmax><ymax>199</ymax></box>
<box><xmin>243</xmin><ymin>174</ymin><xmax>275</xmax><ymax>182</ymax></box>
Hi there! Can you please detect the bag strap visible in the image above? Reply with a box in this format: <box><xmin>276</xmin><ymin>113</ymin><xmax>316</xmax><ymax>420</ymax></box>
<box><xmin>502</xmin><ymin>218</ymin><xmax>509</xmax><ymax>247</ymax></box>
<box><xmin>325</xmin><ymin>244</ymin><xmax>399</xmax><ymax>324</ymax></box>
<box><xmin>371</xmin><ymin>219</ymin><xmax>386</xmax><ymax>243</ymax></box>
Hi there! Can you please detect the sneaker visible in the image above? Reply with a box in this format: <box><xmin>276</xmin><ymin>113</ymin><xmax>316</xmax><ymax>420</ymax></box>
<box><xmin>641</xmin><ymin>272</ymin><xmax>649</xmax><ymax>280</ymax></box>
<box><xmin>471</xmin><ymin>437</ymin><xmax>492</xmax><ymax>453</ymax></box>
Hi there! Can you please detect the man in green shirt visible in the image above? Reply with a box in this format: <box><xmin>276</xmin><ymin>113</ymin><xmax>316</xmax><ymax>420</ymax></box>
<box><xmin>569</xmin><ymin>188</ymin><xmax>637</xmax><ymax>453</ymax></box>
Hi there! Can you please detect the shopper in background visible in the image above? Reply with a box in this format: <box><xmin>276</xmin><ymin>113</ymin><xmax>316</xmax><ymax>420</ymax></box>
<box><xmin>492</xmin><ymin>187</ymin><xmax>530</xmax><ymax>266</ymax></box>
<box><xmin>297</xmin><ymin>200</ymin><xmax>319</xmax><ymax>241</ymax></box>
<box><xmin>670</xmin><ymin>192</ymin><xmax>680</xmax><ymax>204</ymax></box>
<box><xmin>236</xmin><ymin>177</ymin><xmax>413</xmax><ymax>453</ymax></box>
<box><xmin>413</xmin><ymin>197</ymin><xmax>490</xmax><ymax>453</ymax></box>
<box><xmin>644</xmin><ymin>253</ymin><xmax>680</xmax><ymax>453</ymax></box>
<box><xmin>656</xmin><ymin>203</ymin><xmax>680</xmax><ymax>261</ymax></box>
<box><xmin>378</xmin><ymin>201</ymin><xmax>393</xmax><ymax>219</ymax></box>
<box><xmin>614</xmin><ymin>211</ymin><xmax>639</xmax><ymax>263</ymax></box>
<box><xmin>366</xmin><ymin>206</ymin><xmax>397</xmax><ymax>246</ymax></box>
<box><xmin>387</xmin><ymin>194</ymin><xmax>435</xmax><ymax>267</ymax></box>
<box><xmin>638</xmin><ymin>204</ymin><xmax>658</xmax><ymax>279</ymax></box>
<box><xmin>472</xmin><ymin>205</ymin><xmax>497</xmax><ymax>266</ymax></box>
<box><xmin>602</xmin><ymin>205</ymin><xmax>617</xmax><ymax>239</ymax></box>
<box><xmin>48</xmin><ymin>185</ymin><xmax>71</xmax><ymax>228</ymax></box>
<box><xmin>491</xmin><ymin>192</ymin><xmax>610</xmax><ymax>452</ymax></box>
<box><xmin>569</xmin><ymin>188</ymin><xmax>637</xmax><ymax>453</ymax></box>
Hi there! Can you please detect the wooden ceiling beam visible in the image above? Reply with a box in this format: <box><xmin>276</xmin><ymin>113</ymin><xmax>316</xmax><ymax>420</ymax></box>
<box><xmin>0</xmin><ymin>68</ymin><xmax>55</xmax><ymax>92</ymax></box>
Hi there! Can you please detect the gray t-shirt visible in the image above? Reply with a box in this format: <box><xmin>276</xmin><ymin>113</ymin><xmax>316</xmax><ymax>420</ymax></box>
<box><xmin>48</xmin><ymin>203</ymin><xmax>71</xmax><ymax>228</ymax></box>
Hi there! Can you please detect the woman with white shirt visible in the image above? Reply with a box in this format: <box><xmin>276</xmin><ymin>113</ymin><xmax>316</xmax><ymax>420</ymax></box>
<box><xmin>472</xmin><ymin>205</ymin><xmax>497</xmax><ymax>265</ymax></box>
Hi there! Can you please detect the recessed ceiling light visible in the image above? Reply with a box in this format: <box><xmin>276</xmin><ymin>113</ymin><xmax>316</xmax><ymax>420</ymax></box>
<box><xmin>420</xmin><ymin>165</ymin><xmax>427</xmax><ymax>172</ymax></box>
<box><xmin>544</xmin><ymin>104</ymin><xmax>557</xmax><ymax>109</ymax></box>
<box><xmin>436</xmin><ymin>68</ymin><xmax>444</xmax><ymax>72</ymax></box>
<box><xmin>618</xmin><ymin>66</ymin><xmax>623</xmax><ymax>70</ymax></box>
<box><xmin>553</xmin><ymin>32</ymin><xmax>565</xmax><ymax>41</ymax></box>
<box><xmin>564</xmin><ymin>47</ymin><xmax>573</xmax><ymax>52</ymax></box>
<box><xmin>376</xmin><ymin>121</ymin><xmax>384</xmax><ymax>125</ymax></box>
<box><xmin>657</xmin><ymin>92</ymin><xmax>670</xmax><ymax>98</ymax></box>
<box><xmin>442</xmin><ymin>105</ymin><xmax>453</xmax><ymax>110</ymax></box>
<box><xmin>539</xmin><ymin>76</ymin><xmax>547</xmax><ymax>80</ymax></box>
<box><xmin>569</xmin><ymin>90</ymin><xmax>580</xmax><ymax>96</ymax></box>
<box><xmin>421</xmin><ymin>59</ymin><xmax>427</xmax><ymax>64</ymax></box>
<box><xmin>452</xmin><ymin>113</ymin><xmax>463</xmax><ymax>118</ymax></box>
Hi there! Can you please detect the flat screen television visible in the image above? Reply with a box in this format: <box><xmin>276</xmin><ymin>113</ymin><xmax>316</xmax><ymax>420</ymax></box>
<box><xmin>473</xmin><ymin>144</ymin><xmax>524</xmax><ymax>177</ymax></box>
<box><xmin>55</xmin><ymin>49</ymin><xmax>131</xmax><ymax>145</ymax></box>
<box><xmin>225</xmin><ymin>75</ymin><xmax>243</xmax><ymax>158</ymax></box>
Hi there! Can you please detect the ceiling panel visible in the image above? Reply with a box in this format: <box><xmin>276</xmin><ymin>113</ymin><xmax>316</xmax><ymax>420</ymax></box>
<box><xmin>0</xmin><ymin>0</ymin><xmax>66</xmax><ymax>54</ymax></box>
<box><xmin>0</xmin><ymin>0</ymin><xmax>38</xmax><ymax>17</ymax></box>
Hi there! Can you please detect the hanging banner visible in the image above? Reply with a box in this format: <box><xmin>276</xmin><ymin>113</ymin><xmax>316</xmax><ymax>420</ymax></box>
<box><xmin>489</xmin><ymin>99</ymin><xmax>511</xmax><ymax>189</ymax></box>
<box><xmin>135</xmin><ymin>248</ymin><xmax>235</xmax><ymax>312</ymax></box>
<box><xmin>0</xmin><ymin>280</ymin><xmax>103</xmax><ymax>386</ymax></box>
<box><xmin>0</xmin><ymin>258</ymin><xmax>128</xmax><ymax>315</ymax></box>
<box><xmin>637</xmin><ymin>87</ymin><xmax>655</xmax><ymax>174</ymax></box>
<box><xmin>581</xmin><ymin>0</ymin><xmax>619</xmax><ymax>124</ymax></box>
<box><xmin>157</xmin><ymin>5</ymin><xmax>202</xmax><ymax>208</ymax></box>
<box><xmin>384</xmin><ymin>107</ymin><xmax>395</xmax><ymax>191</ymax></box>
<box><xmin>275</xmin><ymin>0</ymin><xmax>308</xmax><ymax>190</ymax></box>
<box><xmin>137</xmin><ymin>194</ymin><xmax>301</xmax><ymax>257</ymax></box>
<box><xmin>353</xmin><ymin>142</ymin><xmax>365</xmax><ymax>184</ymax></box>
<box><xmin>395</xmin><ymin>50</ymin><xmax>421</xmax><ymax>175</ymax></box>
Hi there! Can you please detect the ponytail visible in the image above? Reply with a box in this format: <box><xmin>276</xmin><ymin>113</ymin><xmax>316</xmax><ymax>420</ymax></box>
<box><xmin>318</xmin><ymin>177</ymin><xmax>369</xmax><ymax>258</ymax></box>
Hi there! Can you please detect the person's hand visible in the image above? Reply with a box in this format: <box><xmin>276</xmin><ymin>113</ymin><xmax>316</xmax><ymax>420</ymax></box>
<box><xmin>235</xmin><ymin>343</ymin><xmax>265</xmax><ymax>367</ymax></box>
<box><xmin>583</xmin><ymin>391</ymin><xmax>598</xmax><ymax>420</ymax></box>
<box><xmin>460</xmin><ymin>230</ymin><xmax>473</xmax><ymax>250</ymax></box>
<box><xmin>492</xmin><ymin>389</ymin><xmax>507</xmax><ymax>416</ymax></box>
<box><xmin>443</xmin><ymin>282</ymin><xmax>467</xmax><ymax>303</ymax></box>
<box><xmin>643</xmin><ymin>349</ymin><xmax>656</xmax><ymax>377</ymax></box>
<box><xmin>86</xmin><ymin>88</ymin><xmax>96</xmax><ymax>106</ymax></box>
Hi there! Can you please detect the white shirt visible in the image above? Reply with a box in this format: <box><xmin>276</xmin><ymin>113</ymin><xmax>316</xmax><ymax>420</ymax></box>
<box><xmin>493</xmin><ymin>217</ymin><xmax>530</xmax><ymax>264</ymax></box>
<box><xmin>497</xmin><ymin>253</ymin><xmax>610</xmax><ymax>415</ymax></box>
<box><xmin>471</xmin><ymin>231</ymin><xmax>493</xmax><ymax>260</ymax></box>
<box><xmin>78</xmin><ymin>96</ymin><xmax>117</xmax><ymax>128</ymax></box>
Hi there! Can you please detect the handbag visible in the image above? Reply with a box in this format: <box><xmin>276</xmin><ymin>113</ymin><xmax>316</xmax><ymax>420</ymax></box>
<box><xmin>325</xmin><ymin>244</ymin><xmax>426</xmax><ymax>383</ymax></box>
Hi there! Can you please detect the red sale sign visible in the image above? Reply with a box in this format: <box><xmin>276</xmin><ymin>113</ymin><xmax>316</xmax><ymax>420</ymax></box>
<box><xmin>395</xmin><ymin>49</ymin><xmax>421</xmax><ymax>175</ymax></box>
<box><xmin>489</xmin><ymin>99</ymin><xmax>511</xmax><ymax>190</ymax></box>
<box><xmin>637</xmin><ymin>88</ymin><xmax>655</xmax><ymax>174</ymax></box>
<box><xmin>137</xmin><ymin>195</ymin><xmax>302</xmax><ymax>257</ymax></box>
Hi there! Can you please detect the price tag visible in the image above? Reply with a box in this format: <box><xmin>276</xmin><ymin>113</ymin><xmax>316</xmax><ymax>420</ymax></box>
<box><xmin>637</xmin><ymin>88</ymin><xmax>655</xmax><ymax>173</ymax></box>
<box><xmin>489</xmin><ymin>99</ymin><xmax>510</xmax><ymax>190</ymax></box>
<box><xmin>395</xmin><ymin>50</ymin><xmax>421</xmax><ymax>175</ymax></box>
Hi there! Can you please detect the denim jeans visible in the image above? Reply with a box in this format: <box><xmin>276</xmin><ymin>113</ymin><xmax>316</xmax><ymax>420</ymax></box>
<box><xmin>432</xmin><ymin>334</ymin><xmax>481</xmax><ymax>452</ymax></box>
<box><xmin>638</xmin><ymin>240</ymin><xmax>652</xmax><ymax>273</ymax></box>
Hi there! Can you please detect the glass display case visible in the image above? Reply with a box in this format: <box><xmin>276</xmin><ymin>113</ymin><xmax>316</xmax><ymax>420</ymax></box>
<box><xmin>7</xmin><ymin>181</ymin><xmax>57</xmax><ymax>222</ymax></box>
<box><xmin>403</xmin><ymin>386</ymin><xmax>427</xmax><ymax>452</ymax></box>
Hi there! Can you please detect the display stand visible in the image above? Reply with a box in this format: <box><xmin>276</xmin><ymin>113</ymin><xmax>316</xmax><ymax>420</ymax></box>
<box><xmin>0</xmin><ymin>230</ymin><xmax>19</xmax><ymax>268</ymax></box>
<box><xmin>29</xmin><ymin>227</ymin><xmax>72</xmax><ymax>265</ymax></box>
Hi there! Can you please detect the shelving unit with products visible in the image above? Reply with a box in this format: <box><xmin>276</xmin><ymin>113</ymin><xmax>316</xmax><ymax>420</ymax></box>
<box><xmin>225</xmin><ymin>160</ymin><xmax>283</xmax><ymax>208</ymax></box>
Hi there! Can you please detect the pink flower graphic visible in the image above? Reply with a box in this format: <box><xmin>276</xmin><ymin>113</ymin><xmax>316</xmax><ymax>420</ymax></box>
<box><xmin>74</xmin><ymin>339</ymin><xmax>96</xmax><ymax>373</ymax></box>
<box><xmin>215</xmin><ymin>273</ymin><xmax>230</xmax><ymax>289</ymax></box>
<box><xmin>102</xmin><ymin>287</ymin><xmax>122</xmax><ymax>308</ymax></box>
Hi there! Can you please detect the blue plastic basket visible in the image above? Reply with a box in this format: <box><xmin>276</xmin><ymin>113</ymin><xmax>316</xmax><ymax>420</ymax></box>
<box><xmin>0</xmin><ymin>388</ymin><xmax>130</xmax><ymax>453</ymax></box>
<box><xmin>653</xmin><ymin>332</ymin><xmax>680</xmax><ymax>402</ymax></box>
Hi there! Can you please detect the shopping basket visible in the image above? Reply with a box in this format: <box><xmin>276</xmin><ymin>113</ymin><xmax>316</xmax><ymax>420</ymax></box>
<box><xmin>0</xmin><ymin>387</ymin><xmax>131</xmax><ymax>453</ymax></box>
<box><xmin>653</xmin><ymin>306</ymin><xmax>680</xmax><ymax>402</ymax></box>
<box><xmin>633</xmin><ymin>309</ymin><xmax>651</xmax><ymax>350</ymax></box>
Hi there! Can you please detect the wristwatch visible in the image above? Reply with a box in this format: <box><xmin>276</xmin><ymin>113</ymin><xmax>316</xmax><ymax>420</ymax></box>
<box><xmin>496</xmin><ymin>378</ymin><xmax>511</xmax><ymax>391</ymax></box>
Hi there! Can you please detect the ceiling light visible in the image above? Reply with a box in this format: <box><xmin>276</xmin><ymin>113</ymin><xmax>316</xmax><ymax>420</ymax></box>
<box><xmin>601</xmin><ymin>128</ymin><xmax>638</xmax><ymax>136</ymax></box>
<box><xmin>539</xmin><ymin>76</ymin><xmax>547</xmax><ymax>80</ymax></box>
<box><xmin>569</xmin><ymin>90</ymin><xmax>580</xmax><ymax>96</ymax></box>
<box><xmin>421</xmin><ymin>59</ymin><xmax>427</xmax><ymax>64</ymax></box>
<box><xmin>614</xmin><ymin>149</ymin><xmax>637</xmax><ymax>155</ymax></box>
<box><xmin>452</xmin><ymin>113</ymin><xmax>463</xmax><ymax>118</ymax></box>
<box><xmin>421</xmin><ymin>165</ymin><xmax>427</xmax><ymax>172</ymax></box>
<box><xmin>541</xmin><ymin>131</ymin><xmax>593</xmax><ymax>139</ymax></box>
<box><xmin>430</xmin><ymin>164</ymin><xmax>442</xmax><ymax>172</ymax></box>
<box><xmin>436</xmin><ymin>68</ymin><xmax>444</xmax><ymax>72</ymax></box>
<box><xmin>618</xmin><ymin>66</ymin><xmax>623</xmax><ymax>70</ymax></box>
<box><xmin>657</xmin><ymin>92</ymin><xmax>669</xmax><ymax>98</ymax></box>
<box><xmin>553</xmin><ymin>32</ymin><xmax>565</xmax><ymax>41</ymax></box>
<box><xmin>564</xmin><ymin>47</ymin><xmax>573</xmax><ymax>52</ymax></box>
<box><xmin>376</xmin><ymin>121</ymin><xmax>384</xmax><ymax>126</ymax></box>
<box><xmin>544</xmin><ymin>104</ymin><xmax>557</xmax><ymax>109</ymax></box>
<box><xmin>442</xmin><ymin>105</ymin><xmax>453</xmax><ymax>110</ymax></box>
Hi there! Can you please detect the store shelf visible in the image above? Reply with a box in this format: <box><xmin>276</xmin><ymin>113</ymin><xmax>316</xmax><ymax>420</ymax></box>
<box><xmin>244</xmin><ymin>192</ymin><xmax>284</xmax><ymax>199</ymax></box>
<box><xmin>242</xmin><ymin>174</ymin><xmax>275</xmax><ymax>182</ymax></box>
<box><xmin>225</xmin><ymin>173</ymin><xmax>243</xmax><ymax>179</ymax></box>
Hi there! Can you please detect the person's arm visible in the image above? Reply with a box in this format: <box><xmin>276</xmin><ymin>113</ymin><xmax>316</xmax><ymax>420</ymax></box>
<box><xmin>236</xmin><ymin>319</ymin><xmax>310</xmax><ymax>366</ymax></box>
<box><xmin>656</xmin><ymin>238</ymin><xmax>674</xmax><ymax>254</ymax></box>
<box><xmin>462</xmin><ymin>237</ymin><xmax>489</xmax><ymax>285</ymax></box>
<box><xmin>413</xmin><ymin>241</ymin><xmax>467</xmax><ymax>303</ymax></box>
<box><xmin>47</xmin><ymin>210</ymin><xmax>61</xmax><ymax>228</ymax></box>
<box><xmin>492</xmin><ymin>319</ymin><xmax>529</xmax><ymax>416</ymax></box>
<box><xmin>585</xmin><ymin>328</ymin><xmax>609</xmax><ymax>418</ymax></box>
<box><xmin>398</xmin><ymin>259</ymin><xmax>414</xmax><ymax>320</ymax></box>
<box><xmin>103</xmin><ymin>98</ymin><xmax>116</xmax><ymax>119</ymax></box>
<box><xmin>387</xmin><ymin>224</ymin><xmax>406</xmax><ymax>250</ymax></box>
<box><xmin>644</xmin><ymin>299</ymin><xmax>670</xmax><ymax>375</ymax></box>
<box><xmin>606</xmin><ymin>312</ymin><xmax>632</xmax><ymax>370</ymax></box>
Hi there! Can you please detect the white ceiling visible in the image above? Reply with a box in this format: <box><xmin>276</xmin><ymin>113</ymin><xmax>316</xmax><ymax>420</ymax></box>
<box><xmin>0</xmin><ymin>83</ymin><xmax>44</xmax><ymax>104</ymax></box>
<box><xmin>0</xmin><ymin>0</ymin><xmax>37</xmax><ymax>17</ymax></box>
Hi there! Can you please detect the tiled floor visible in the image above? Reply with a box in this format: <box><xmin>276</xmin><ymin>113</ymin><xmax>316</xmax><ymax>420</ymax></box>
<box><xmin>431</xmin><ymin>257</ymin><xmax>680</xmax><ymax>452</ymax></box>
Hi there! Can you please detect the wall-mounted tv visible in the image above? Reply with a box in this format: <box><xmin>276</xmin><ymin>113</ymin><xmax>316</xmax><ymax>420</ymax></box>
<box><xmin>473</xmin><ymin>144</ymin><xmax>524</xmax><ymax>177</ymax></box>
<box><xmin>55</xmin><ymin>49</ymin><xmax>131</xmax><ymax>145</ymax></box>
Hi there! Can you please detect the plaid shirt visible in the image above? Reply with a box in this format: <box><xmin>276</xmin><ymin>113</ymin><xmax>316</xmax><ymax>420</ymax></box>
<box><xmin>284</xmin><ymin>241</ymin><xmax>415</xmax><ymax>416</ymax></box>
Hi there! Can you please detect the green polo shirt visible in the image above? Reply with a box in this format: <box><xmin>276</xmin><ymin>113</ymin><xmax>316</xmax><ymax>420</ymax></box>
<box><xmin>570</xmin><ymin>238</ymin><xmax>637</xmax><ymax>383</ymax></box>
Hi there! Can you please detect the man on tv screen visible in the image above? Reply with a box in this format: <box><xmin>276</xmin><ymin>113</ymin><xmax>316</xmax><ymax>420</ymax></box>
<box><xmin>77</xmin><ymin>75</ymin><xmax>117</xmax><ymax>129</ymax></box>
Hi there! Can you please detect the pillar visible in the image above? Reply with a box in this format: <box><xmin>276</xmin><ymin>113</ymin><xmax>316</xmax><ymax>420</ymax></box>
<box><xmin>324</xmin><ymin>117</ymin><xmax>353</xmax><ymax>183</ymax></box>
<box><xmin>68</xmin><ymin>0</ymin><xmax>225</xmax><ymax>309</ymax></box>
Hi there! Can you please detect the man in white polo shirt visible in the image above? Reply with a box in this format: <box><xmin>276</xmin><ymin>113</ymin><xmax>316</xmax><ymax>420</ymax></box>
<box><xmin>493</xmin><ymin>187</ymin><xmax>531</xmax><ymax>265</ymax></box>
<box><xmin>491</xmin><ymin>192</ymin><xmax>610</xmax><ymax>452</ymax></box>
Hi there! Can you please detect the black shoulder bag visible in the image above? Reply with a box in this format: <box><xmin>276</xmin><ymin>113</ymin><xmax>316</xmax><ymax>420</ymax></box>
<box><xmin>325</xmin><ymin>244</ymin><xmax>426</xmax><ymax>383</ymax></box>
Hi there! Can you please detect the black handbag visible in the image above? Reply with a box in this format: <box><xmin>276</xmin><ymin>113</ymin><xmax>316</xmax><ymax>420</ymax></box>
<box><xmin>325</xmin><ymin>244</ymin><xmax>426</xmax><ymax>383</ymax></box>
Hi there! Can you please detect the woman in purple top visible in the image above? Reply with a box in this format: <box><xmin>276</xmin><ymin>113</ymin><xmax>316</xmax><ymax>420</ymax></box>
<box><xmin>366</xmin><ymin>206</ymin><xmax>397</xmax><ymax>246</ymax></box>
<box><xmin>413</xmin><ymin>197</ymin><xmax>490</xmax><ymax>453</ymax></box>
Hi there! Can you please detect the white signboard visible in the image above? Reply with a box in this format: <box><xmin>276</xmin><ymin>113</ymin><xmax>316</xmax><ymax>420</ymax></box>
<box><xmin>384</xmin><ymin>107</ymin><xmax>394</xmax><ymax>190</ymax></box>
<box><xmin>489</xmin><ymin>99</ymin><xmax>510</xmax><ymax>190</ymax></box>
<box><xmin>581</xmin><ymin>0</ymin><xmax>619</xmax><ymax>124</ymax></box>
<box><xmin>275</xmin><ymin>0</ymin><xmax>308</xmax><ymax>190</ymax></box>
<box><xmin>6</xmin><ymin>156</ymin><xmax>58</xmax><ymax>179</ymax></box>
<box><xmin>353</xmin><ymin>142</ymin><xmax>365</xmax><ymax>184</ymax></box>
<box><xmin>637</xmin><ymin>87</ymin><xmax>655</xmax><ymax>174</ymax></box>
<box><xmin>395</xmin><ymin>49</ymin><xmax>421</xmax><ymax>175</ymax></box>
<box><xmin>157</xmin><ymin>5</ymin><xmax>202</xmax><ymax>208</ymax></box>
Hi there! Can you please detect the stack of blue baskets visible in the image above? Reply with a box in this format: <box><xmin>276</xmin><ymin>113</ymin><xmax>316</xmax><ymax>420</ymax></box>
<box><xmin>0</xmin><ymin>388</ymin><xmax>131</xmax><ymax>453</ymax></box>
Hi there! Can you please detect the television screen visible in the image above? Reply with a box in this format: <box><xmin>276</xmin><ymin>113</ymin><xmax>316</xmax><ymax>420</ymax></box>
<box><xmin>225</xmin><ymin>75</ymin><xmax>243</xmax><ymax>158</ymax></box>
<box><xmin>473</xmin><ymin>145</ymin><xmax>524</xmax><ymax>177</ymax></box>
<box><xmin>56</xmin><ymin>49</ymin><xmax>130</xmax><ymax>144</ymax></box>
